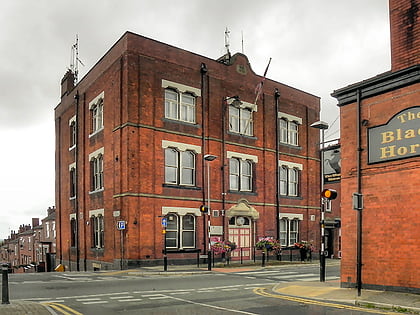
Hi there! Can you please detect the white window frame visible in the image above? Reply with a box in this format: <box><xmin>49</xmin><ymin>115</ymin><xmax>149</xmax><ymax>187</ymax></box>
<box><xmin>229</xmin><ymin>104</ymin><xmax>254</xmax><ymax>136</ymax></box>
<box><xmin>89</xmin><ymin>92</ymin><xmax>104</xmax><ymax>136</ymax></box>
<box><xmin>162</xmin><ymin>79</ymin><xmax>200</xmax><ymax>124</ymax></box>
<box><xmin>278</xmin><ymin>112</ymin><xmax>302</xmax><ymax>146</ymax></box>
<box><xmin>162</xmin><ymin>207</ymin><xmax>201</xmax><ymax>250</ymax></box>
<box><xmin>164</xmin><ymin>148</ymin><xmax>196</xmax><ymax>186</ymax></box>
<box><xmin>162</xmin><ymin>141</ymin><xmax>201</xmax><ymax>187</ymax></box>
<box><xmin>69</xmin><ymin>162</ymin><xmax>76</xmax><ymax>199</ymax></box>
<box><xmin>89</xmin><ymin>147</ymin><xmax>104</xmax><ymax>192</ymax></box>
<box><xmin>279</xmin><ymin>213</ymin><xmax>303</xmax><ymax>247</ymax></box>
<box><xmin>279</xmin><ymin>161</ymin><xmax>302</xmax><ymax>197</ymax></box>
<box><xmin>69</xmin><ymin>115</ymin><xmax>77</xmax><ymax>150</ymax></box>
<box><xmin>227</xmin><ymin>152</ymin><xmax>258</xmax><ymax>192</ymax></box>
<box><xmin>89</xmin><ymin>209</ymin><xmax>104</xmax><ymax>249</ymax></box>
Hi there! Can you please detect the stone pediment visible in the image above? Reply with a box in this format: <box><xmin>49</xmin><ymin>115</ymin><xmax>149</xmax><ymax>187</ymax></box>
<box><xmin>226</xmin><ymin>199</ymin><xmax>259</xmax><ymax>220</ymax></box>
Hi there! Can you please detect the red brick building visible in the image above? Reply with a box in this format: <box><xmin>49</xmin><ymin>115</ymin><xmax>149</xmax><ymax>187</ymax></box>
<box><xmin>55</xmin><ymin>32</ymin><xmax>322</xmax><ymax>270</ymax></box>
<box><xmin>332</xmin><ymin>0</ymin><xmax>419</xmax><ymax>293</ymax></box>
<box><xmin>1</xmin><ymin>208</ymin><xmax>57</xmax><ymax>272</ymax></box>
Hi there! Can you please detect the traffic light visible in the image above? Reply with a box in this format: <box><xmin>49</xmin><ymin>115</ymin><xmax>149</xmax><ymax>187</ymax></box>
<box><xmin>199</xmin><ymin>205</ymin><xmax>209</xmax><ymax>213</ymax></box>
<box><xmin>321</xmin><ymin>188</ymin><xmax>337</xmax><ymax>200</ymax></box>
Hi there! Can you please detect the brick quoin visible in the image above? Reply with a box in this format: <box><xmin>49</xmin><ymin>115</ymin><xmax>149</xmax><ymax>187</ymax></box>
<box><xmin>55</xmin><ymin>31</ymin><xmax>322</xmax><ymax>271</ymax></box>
<box><xmin>332</xmin><ymin>0</ymin><xmax>420</xmax><ymax>293</ymax></box>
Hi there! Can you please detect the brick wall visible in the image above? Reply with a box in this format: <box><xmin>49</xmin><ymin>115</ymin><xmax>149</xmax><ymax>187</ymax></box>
<box><xmin>390</xmin><ymin>0</ymin><xmax>420</xmax><ymax>71</ymax></box>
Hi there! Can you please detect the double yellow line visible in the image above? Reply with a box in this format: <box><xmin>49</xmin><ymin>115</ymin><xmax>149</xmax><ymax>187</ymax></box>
<box><xmin>253</xmin><ymin>287</ymin><xmax>402</xmax><ymax>315</ymax></box>
<box><xmin>42</xmin><ymin>302</ymin><xmax>83</xmax><ymax>315</ymax></box>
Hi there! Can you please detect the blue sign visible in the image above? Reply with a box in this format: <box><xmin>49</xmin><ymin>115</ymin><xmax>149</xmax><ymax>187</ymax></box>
<box><xmin>161</xmin><ymin>218</ymin><xmax>167</xmax><ymax>227</ymax></box>
<box><xmin>117</xmin><ymin>221</ymin><xmax>126</xmax><ymax>230</ymax></box>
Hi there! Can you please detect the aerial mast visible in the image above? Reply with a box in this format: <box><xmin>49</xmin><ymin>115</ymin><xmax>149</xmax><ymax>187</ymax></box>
<box><xmin>70</xmin><ymin>35</ymin><xmax>84</xmax><ymax>84</ymax></box>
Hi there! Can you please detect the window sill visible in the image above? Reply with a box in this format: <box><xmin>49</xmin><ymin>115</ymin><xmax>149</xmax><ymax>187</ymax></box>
<box><xmin>162</xmin><ymin>118</ymin><xmax>198</xmax><ymax>127</ymax></box>
<box><xmin>89</xmin><ymin>188</ymin><xmax>104</xmax><ymax>195</ymax></box>
<box><xmin>280</xmin><ymin>195</ymin><xmax>303</xmax><ymax>200</ymax></box>
<box><xmin>227</xmin><ymin>131</ymin><xmax>256</xmax><ymax>139</ymax></box>
<box><xmin>228</xmin><ymin>190</ymin><xmax>256</xmax><ymax>196</ymax></box>
<box><xmin>163</xmin><ymin>184</ymin><xmax>200</xmax><ymax>190</ymax></box>
<box><xmin>164</xmin><ymin>248</ymin><xmax>201</xmax><ymax>254</ymax></box>
<box><xmin>280</xmin><ymin>143</ymin><xmax>302</xmax><ymax>150</ymax></box>
<box><xmin>89</xmin><ymin>127</ymin><xmax>104</xmax><ymax>138</ymax></box>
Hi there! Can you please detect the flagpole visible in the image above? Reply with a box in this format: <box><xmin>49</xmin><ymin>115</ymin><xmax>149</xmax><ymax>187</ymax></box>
<box><xmin>254</xmin><ymin>57</ymin><xmax>272</xmax><ymax>105</ymax></box>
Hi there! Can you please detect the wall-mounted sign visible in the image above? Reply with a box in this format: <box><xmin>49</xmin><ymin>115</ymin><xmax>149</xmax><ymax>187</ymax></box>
<box><xmin>368</xmin><ymin>106</ymin><xmax>420</xmax><ymax>164</ymax></box>
<box><xmin>323</xmin><ymin>146</ymin><xmax>341</xmax><ymax>182</ymax></box>
<box><xmin>117</xmin><ymin>221</ymin><xmax>126</xmax><ymax>230</ymax></box>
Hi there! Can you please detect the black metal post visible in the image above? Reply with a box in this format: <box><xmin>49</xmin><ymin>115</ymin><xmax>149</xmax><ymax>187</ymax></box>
<box><xmin>240</xmin><ymin>248</ymin><xmax>243</xmax><ymax>264</ymax></box>
<box><xmin>2</xmin><ymin>264</ymin><xmax>9</xmax><ymax>304</ymax></box>
<box><xmin>262</xmin><ymin>251</ymin><xmax>266</xmax><ymax>267</ymax></box>
<box><xmin>207</xmin><ymin>250</ymin><xmax>212</xmax><ymax>271</ymax></box>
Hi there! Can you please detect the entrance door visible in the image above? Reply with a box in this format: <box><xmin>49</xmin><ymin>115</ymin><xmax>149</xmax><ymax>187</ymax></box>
<box><xmin>228</xmin><ymin>216</ymin><xmax>252</xmax><ymax>261</ymax></box>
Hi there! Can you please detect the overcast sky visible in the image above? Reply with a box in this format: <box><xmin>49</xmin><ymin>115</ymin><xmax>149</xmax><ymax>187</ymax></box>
<box><xmin>0</xmin><ymin>0</ymin><xmax>390</xmax><ymax>240</ymax></box>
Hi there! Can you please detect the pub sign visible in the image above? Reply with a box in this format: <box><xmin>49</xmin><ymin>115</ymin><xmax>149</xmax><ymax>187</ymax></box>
<box><xmin>368</xmin><ymin>106</ymin><xmax>420</xmax><ymax>164</ymax></box>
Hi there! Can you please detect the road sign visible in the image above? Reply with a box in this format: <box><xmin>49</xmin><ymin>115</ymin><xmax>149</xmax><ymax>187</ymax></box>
<box><xmin>161</xmin><ymin>218</ymin><xmax>167</xmax><ymax>227</ymax></box>
<box><xmin>117</xmin><ymin>221</ymin><xmax>126</xmax><ymax>230</ymax></box>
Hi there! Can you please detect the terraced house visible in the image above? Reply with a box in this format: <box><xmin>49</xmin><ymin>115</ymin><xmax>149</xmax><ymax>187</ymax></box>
<box><xmin>55</xmin><ymin>32</ymin><xmax>323</xmax><ymax>270</ymax></box>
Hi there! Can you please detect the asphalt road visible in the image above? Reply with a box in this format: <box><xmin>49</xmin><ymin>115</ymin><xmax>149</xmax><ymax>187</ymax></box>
<box><xmin>5</xmin><ymin>264</ymin><xmax>381</xmax><ymax>314</ymax></box>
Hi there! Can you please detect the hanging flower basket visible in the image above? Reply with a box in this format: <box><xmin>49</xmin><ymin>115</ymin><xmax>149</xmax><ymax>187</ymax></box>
<box><xmin>255</xmin><ymin>237</ymin><xmax>281</xmax><ymax>253</ymax></box>
<box><xmin>211</xmin><ymin>240</ymin><xmax>237</xmax><ymax>255</ymax></box>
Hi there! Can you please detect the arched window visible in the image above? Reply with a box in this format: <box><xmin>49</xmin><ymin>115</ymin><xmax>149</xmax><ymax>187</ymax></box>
<box><xmin>91</xmin><ymin>99</ymin><xmax>104</xmax><ymax>133</ymax></box>
<box><xmin>279</xmin><ymin>164</ymin><xmax>300</xmax><ymax>197</ymax></box>
<box><xmin>164</xmin><ymin>148</ymin><xmax>196</xmax><ymax>186</ymax></box>
<box><xmin>279</xmin><ymin>217</ymin><xmax>300</xmax><ymax>247</ymax></box>
<box><xmin>165</xmin><ymin>213</ymin><xmax>196</xmax><ymax>249</ymax></box>
<box><xmin>91</xmin><ymin>214</ymin><xmax>104</xmax><ymax>249</ymax></box>
<box><xmin>229</xmin><ymin>158</ymin><xmax>253</xmax><ymax>192</ymax></box>
<box><xmin>165</xmin><ymin>89</ymin><xmax>196</xmax><ymax>123</ymax></box>
<box><xmin>91</xmin><ymin>154</ymin><xmax>104</xmax><ymax>191</ymax></box>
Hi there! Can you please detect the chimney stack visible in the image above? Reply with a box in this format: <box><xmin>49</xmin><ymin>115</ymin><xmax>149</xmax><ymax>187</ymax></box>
<box><xmin>389</xmin><ymin>0</ymin><xmax>420</xmax><ymax>72</ymax></box>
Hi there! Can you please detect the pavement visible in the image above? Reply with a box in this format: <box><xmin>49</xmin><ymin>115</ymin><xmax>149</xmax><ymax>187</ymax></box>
<box><xmin>1</xmin><ymin>260</ymin><xmax>419</xmax><ymax>315</ymax></box>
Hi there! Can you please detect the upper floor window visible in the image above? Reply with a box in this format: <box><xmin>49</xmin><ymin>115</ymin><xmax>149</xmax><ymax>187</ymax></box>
<box><xmin>89</xmin><ymin>148</ymin><xmax>104</xmax><ymax>192</ymax></box>
<box><xmin>279</xmin><ymin>161</ymin><xmax>303</xmax><ymax>197</ymax></box>
<box><xmin>69</xmin><ymin>116</ymin><xmax>76</xmax><ymax>149</ymax></box>
<box><xmin>69</xmin><ymin>163</ymin><xmax>76</xmax><ymax>198</ymax></box>
<box><xmin>162</xmin><ymin>140</ymin><xmax>201</xmax><ymax>187</ymax></box>
<box><xmin>229</xmin><ymin>158</ymin><xmax>253</xmax><ymax>192</ymax></box>
<box><xmin>162</xmin><ymin>79</ymin><xmax>201</xmax><ymax>124</ymax></box>
<box><xmin>227</xmin><ymin>152</ymin><xmax>258</xmax><ymax>192</ymax></box>
<box><xmin>165</xmin><ymin>148</ymin><xmax>196</xmax><ymax>186</ymax></box>
<box><xmin>89</xmin><ymin>92</ymin><xmax>104</xmax><ymax>135</ymax></box>
<box><xmin>279</xmin><ymin>112</ymin><xmax>302</xmax><ymax>146</ymax></box>
<box><xmin>165</xmin><ymin>89</ymin><xmax>196</xmax><ymax>123</ymax></box>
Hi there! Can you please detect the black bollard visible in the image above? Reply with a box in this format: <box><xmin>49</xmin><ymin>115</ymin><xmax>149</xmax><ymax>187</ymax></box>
<box><xmin>262</xmin><ymin>251</ymin><xmax>266</xmax><ymax>267</ymax></box>
<box><xmin>163</xmin><ymin>255</ymin><xmax>168</xmax><ymax>271</ymax></box>
<box><xmin>2</xmin><ymin>264</ymin><xmax>10</xmax><ymax>304</ymax></box>
<box><xmin>207</xmin><ymin>250</ymin><xmax>212</xmax><ymax>271</ymax></box>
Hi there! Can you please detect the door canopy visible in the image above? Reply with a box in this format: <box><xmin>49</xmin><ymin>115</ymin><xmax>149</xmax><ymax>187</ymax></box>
<box><xmin>226</xmin><ymin>199</ymin><xmax>259</xmax><ymax>220</ymax></box>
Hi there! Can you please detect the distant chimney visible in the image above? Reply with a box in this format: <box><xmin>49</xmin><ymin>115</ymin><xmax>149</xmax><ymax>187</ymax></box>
<box><xmin>389</xmin><ymin>0</ymin><xmax>420</xmax><ymax>71</ymax></box>
<box><xmin>32</xmin><ymin>218</ymin><xmax>40</xmax><ymax>228</ymax></box>
<box><xmin>47</xmin><ymin>206</ymin><xmax>56</xmax><ymax>216</ymax></box>
<box><xmin>61</xmin><ymin>70</ymin><xmax>75</xmax><ymax>98</ymax></box>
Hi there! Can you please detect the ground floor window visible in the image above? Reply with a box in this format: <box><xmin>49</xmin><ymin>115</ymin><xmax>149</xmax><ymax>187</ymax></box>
<box><xmin>89</xmin><ymin>209</ymin><xmax>104</xmax><ymax>249</ymax></box>
<box><xmin>279</xmin><ymin>217</ymin><xmax>300</xmax><ymax>247</ymax></box>
<box><xmin>165</xmin><ymin>213</ymin><xmax>196</xmax><ymax>250</ymax></box>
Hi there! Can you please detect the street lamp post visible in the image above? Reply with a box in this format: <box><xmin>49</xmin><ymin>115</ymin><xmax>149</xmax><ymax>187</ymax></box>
<box><xmin>203</xmin><ymin>154</ymin><xmax>217</xmax><ymax>271</ymax></box>
<box><xmin>310</xmin><ymin>120</ymin><xmax>329</xmax><ymax>282</ymax></box>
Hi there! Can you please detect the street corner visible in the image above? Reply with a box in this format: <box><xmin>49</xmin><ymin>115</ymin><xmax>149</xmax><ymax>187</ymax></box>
<box><xmin>273</xmin><ymin>283</ymin><xmax>344</xmax><ymax>299</ymax></box>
